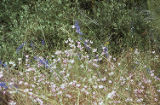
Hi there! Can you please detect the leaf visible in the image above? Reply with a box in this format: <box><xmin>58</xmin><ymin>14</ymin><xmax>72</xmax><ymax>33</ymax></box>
<box><xmin>58</xmin><ymin>0</ymin><xmax>62</xmax><ymax>4</ymax></box>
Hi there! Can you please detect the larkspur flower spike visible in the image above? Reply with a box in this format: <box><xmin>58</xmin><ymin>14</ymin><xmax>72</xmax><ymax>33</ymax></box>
<box><xmin>103</xmin><ymin>47</ymin><xmax>109</xmax><ymax>58</ymax></box>
<box><xmin>16</xmin><ymin>42</ymin><xmax>26</xmax><ymax>53</ymax></box>
<box><xmin>84</xmin><ymin>41</ymin><xmax>90</xmax><ymax>51</ymax></box>
<box><xmin>0</xmin><ymin>60</ymin><xmax>2</xmax><ymax>65</ymax></box>
<box><xmin>74</xmin><ymin>20</ymin><xmax>83</xmax><ymax>35</ymax></box>
<box><xmin>34</xmin><ymin>56</ymin><xmax>49</xmax><ymax>68</ymax></box>
<box><xmin>0</xmin><ymin>60</ymin><xmax>7</xmax><ymax>68</ymax></box>
<box><xmin>41</xmin><ymin>40</ymin><xmax>45</xmax><ymax>45</ymax></box>
<box><xmin>0</xmin><ymin>82</ymin><xmax>8</xmax><ymax>89</ymax></box>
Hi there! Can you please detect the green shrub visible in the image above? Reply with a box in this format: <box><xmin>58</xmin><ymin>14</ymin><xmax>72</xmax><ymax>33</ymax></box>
<box><xmin>0</xmin><ymin>0</ymin><xmax>79</xmax><ymax>60</ymax></box>
<box><xmin>0</xmin><ymin>0</ymin><xmax>159</xmax><ymax>60</ymax></box>
<box><xmin>74</xmin><ymin>1</ymin><xmax>154</xmax><ymax>55</ymax></box>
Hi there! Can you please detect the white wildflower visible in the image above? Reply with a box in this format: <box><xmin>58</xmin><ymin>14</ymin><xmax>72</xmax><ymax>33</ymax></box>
<box><xmin>98</xmin><ymin>85</ymin><xmax>104</xmax><ymax>89</ymax></box>
<box><xmin>24</xmin><ymin>89</ymin><xmax>29</xmax><ymax>92</ymax></box>
<box><xmin>107</xmin><ymin>90</ymin><xmax>116</xmax><ymax>99</ymax></box>
<box><xmin>55</xmin><ymin>50</ymin><xmax>62</xmax><ymax>55</ymax></box>
<box><xmin>136</xmin><ymin>98</ymin><xmax>143</xmax><ymax>103</ymax></box>
<box><xmin>60</xmin><ymin>84</ymin><xmax>65</xmax><ymax>89</ymax></box>
<box><xmin>101</xmin><ymin>77</ymin><xmax>107</xmax><ymax>81</ymax></box>
<box><xmin>66</xmin><ymin>94</ymin><xmax>72</xmax><ymax>98</ymax></box>
<box><xmin>18</xmin><ymin>58</ymin><xmax>22</xmax><ymax>61</ymax></box>
<box><xmin>36</xmin><ymin>98</ymin><xmax>43</xmax><ymax>105</ymax></box>
<box><xmin>69</xmin><ymin>59</ymin><xmax>74</xmax><ymax>64</ymax></box>
<box><xmin>134</xmin><ymin>49</ymin><xmax>139</xmax><ymax>55</ymax></box>
<box><xmin>113</xmin><ymin>58</ymin><xmax>116</xmax><ymax>61</ymax></box>
<box><xmin>19</xmin><ymin>81</ymin><xmax>23</xmax><ymax>85</ymax></box>
<box><xmin>9</xmin><ymin>61</ymin><xmax>14</xmax><ymax>65</ymax></box>
<box><xmin>92</xmin><ymin>49</ymin><xmax>97</xmax><ymax>53</ymax></box>
<box><xmin>152</xmin><ymin>51</ymin><xmax>155</xmax><ymax>54</ymax></box>
<box><xmin>26</xmin><ymin>67</ymin><xmax>35</xmax><ymax>72</ymax></box>
<box><xmin>109</xmin><ymin>72</ymin><xmax>114</xmax><ymax>76</ymax></box>
<box><xmin>108</xmin><ymin>80</ymin><xmax>112</xmax><ymax>84</ymax></box>
<box><xmin>72</xmin><ymin>25</ymin><xmax>75</xmax><ymax>28</ymax></box>
<box><xmin>9</xmin><ymin>101</ymin><xmax>16</xmax><ymax>105</ymax></box>
<box><xmin>0</xmin><ymin>71</ymin><xmax>3</xmax><ymax>78</ymax></box>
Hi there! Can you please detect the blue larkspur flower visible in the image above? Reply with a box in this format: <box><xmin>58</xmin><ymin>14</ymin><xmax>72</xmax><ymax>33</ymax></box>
<box><xmin>16</xmin><ymin>42</ymin><xmax>25</xmax><ymax>53</ymax></box>
<box><xmin>74</xmin><ymin>20</ymin><xmax>83</xmax><ymax>35</ymax></box>
<box><xmin>0</xmin><ymin>82</ymin><xmax>8</xmax><ymax>89</ymax></box>
<box><xmin>0</xmin><ymin>60</ymin><xmax>7</xmax><ymax>68</ymax></box>
<box><xmin>34</xmin><ymin>56</ymin><xmax>49</xmax><ymax>68</ymax></box>
<box><xmin>80</xmin><ymin>37</ymin><xmax>83</xmax><ymax>41</ymax></box>
<box><xmin>84</xmin><ymin>41</ymin><xmax>90</xmax><ymax>51</ymax></box>
<box><xmin>0</xmin><ymin>60</ymin><xmax>2</xmax><ymax>65</ymax></box>
<box><xmin>2</xmin><ymin>63</ymin><xmax>7</xmax><ymax>68</ymax></box>
<box><xmin>96</xmin><ymin>55</ymin><xmax>99</xmax><ymax>63</ymax></box>
<box><xmin>39</xmin><ymin>58</ymin><xmax>49</xmax><ymax>68</ymax></box>
<box><xmin>41</xmin><ymin>40</ymin><xmax>45</xmax><ymax>45</ymax></box>
<box><xmin>103</xmin><ymin>47</ymin><xmax>109</xmax><ymax>58</ymax></box>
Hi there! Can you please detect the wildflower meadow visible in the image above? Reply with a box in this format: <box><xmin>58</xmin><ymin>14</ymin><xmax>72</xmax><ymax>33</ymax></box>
<box><xmin>0</xmin><ymin>0</ymin><xmax>160</xmax><ymax>105</ymax></box>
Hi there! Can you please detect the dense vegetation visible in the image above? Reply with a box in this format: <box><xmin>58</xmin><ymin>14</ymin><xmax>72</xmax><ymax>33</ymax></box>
<box><xmin>0</xmin><ymin>0</ymin><xmax>160</xmax><ymax>105</ymax></box>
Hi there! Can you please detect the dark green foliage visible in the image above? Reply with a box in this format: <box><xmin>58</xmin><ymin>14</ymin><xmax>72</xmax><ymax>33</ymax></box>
<box><xmin>0</xmin><ymin>0</ymin><xmax>159</xmax><ymax>60</ymax></box>
<box><xmin>76</xmin><ymin>1</ymin><xmax>153</xmax><ymax>54</ymax></box>
<box><xmin>147</xmin><ymin>0</ymin><xmax>160</xmax><ymax>51</ymax></box>
<box><xmin>0</xmin><ymin>0</ymin><xmax>77</xmax><ymax>60</ymax></box>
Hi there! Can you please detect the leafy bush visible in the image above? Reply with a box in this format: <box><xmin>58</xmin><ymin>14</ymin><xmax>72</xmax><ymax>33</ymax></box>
<box><xmin>147</xmin><ymin>0</ymin><xmax>160</xmax><ymax>51</ymax></box>
<box><xmin>0</xmin><ymin>0</ymin><xmax>79</xmax><ymax>60</ymax></box>
<box><xmin>0</xmin><ymin>0</ymin><xmax>159</xmax><ymax>60</ymax></box>
<box><xmin>74</xmin><ymin>0</ymin><xmax>154</xmax><ymax>55</ymax></box>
